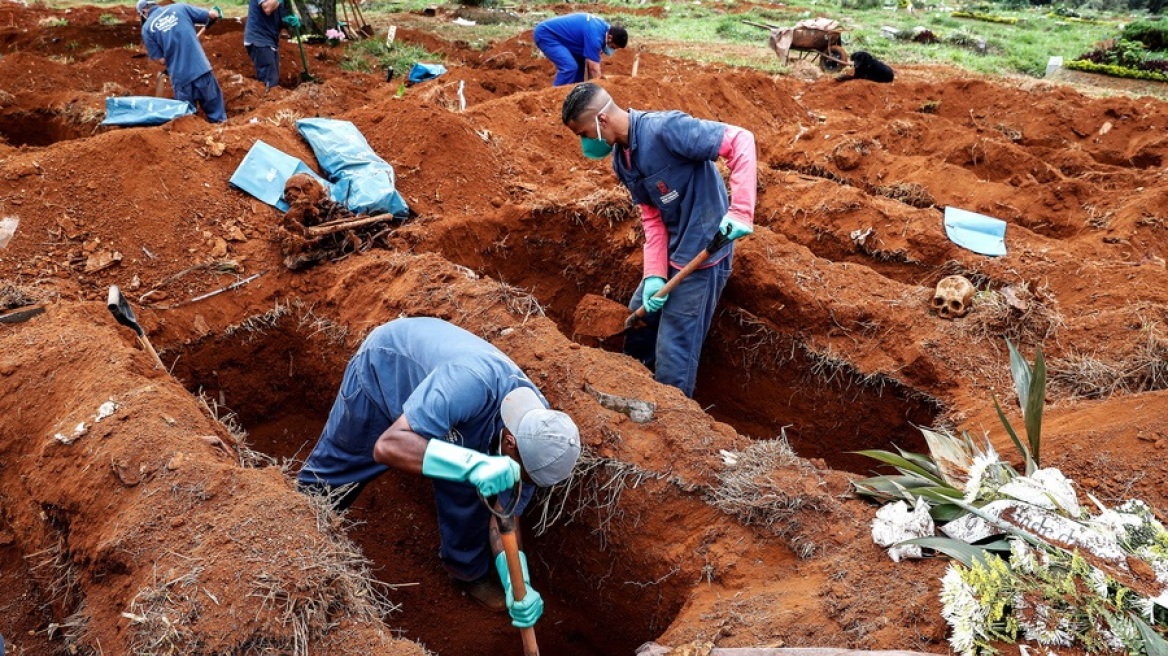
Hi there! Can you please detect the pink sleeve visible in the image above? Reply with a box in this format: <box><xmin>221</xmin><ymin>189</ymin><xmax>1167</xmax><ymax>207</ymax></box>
<box><xmin>718</xmin><ymin>126</ymin><xmax>757</xmax><ymax>227</ymax></box>
<box><xmin>641</xmin><ymin>204</ymin><xmax>669</xmax><ymax>279</ymax></box>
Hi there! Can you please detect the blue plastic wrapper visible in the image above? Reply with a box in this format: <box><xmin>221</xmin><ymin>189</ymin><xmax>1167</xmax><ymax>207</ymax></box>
<box><xmin>101</xmin><ymin>96</ymin><xmax>195</xmax><ymax>126</ymax></box>
<box><xmin>407</xmin><ymin>62</ymin><xmax>447</xmax><ymax>85</ymax></box>
<box><xmin>943</xmin><ymin>207</ymin><xmax>1007</xmax><ymax>257</ymax></box>
<box><xmin>228</xmin><ymin>140</ymin><xmax>330</xmax><ymax>212</ymax></box>
<box><xmin>295</xmin><ymin>117</ymin><xmax>409</xmax><ymax>217</ymax></box>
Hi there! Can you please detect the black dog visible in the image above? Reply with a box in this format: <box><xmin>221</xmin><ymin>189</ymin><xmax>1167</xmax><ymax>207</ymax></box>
<box><xmin>843</xmin><ymin>51</ymin><xmax>895</xmax><ymax>83</ymax></box>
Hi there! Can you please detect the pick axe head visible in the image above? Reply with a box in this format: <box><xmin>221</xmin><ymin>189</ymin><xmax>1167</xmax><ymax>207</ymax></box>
<box><xmin>107</xmin><ymin>285</ymin><xmax>145</xmax><ymax>337</ymax></box>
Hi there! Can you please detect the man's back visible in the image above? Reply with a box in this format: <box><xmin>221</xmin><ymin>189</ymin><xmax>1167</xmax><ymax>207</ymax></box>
<box><xmin>142</xmin><ymin>4</ymin><xmax>212</xmax><ymax>84</ymax></box>
<box><xmin>298</xmin><ymin>317</ymin><xmax>545</xmax><ymax>487</ymax></box>
<box><xmin>243</xmin><ymin>0</ymin><xmax>282</xmax><ymax>48</ymax></box>
<box><xmin>535</xmin><ymin>12</ymin><xmax>608</xmax><ymax>61</ymax></box>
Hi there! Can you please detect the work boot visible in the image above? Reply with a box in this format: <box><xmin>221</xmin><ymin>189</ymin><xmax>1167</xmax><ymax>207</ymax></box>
<box><xmin>456</xmin><ymin>575</ymin><xmax>506</xmax><ymax>613</ymax></box>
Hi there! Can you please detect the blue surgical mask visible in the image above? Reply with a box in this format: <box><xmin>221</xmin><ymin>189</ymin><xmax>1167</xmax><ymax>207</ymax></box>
<box><xmin>580</xmin><ymin>100</ymin><xmax>613</xmax><ymax>159</ymax></box>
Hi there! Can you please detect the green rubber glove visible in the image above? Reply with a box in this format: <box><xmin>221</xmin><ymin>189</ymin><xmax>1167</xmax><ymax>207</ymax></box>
<box><xmin>641</xmin><ymin>276</ymin><xmax>668</xmax><ymax>313</ymax></box>
<box><xmin>421</xmin><ymin>439</ymin><xmax>519</xmax><ymax>497</ymax></box>
<box><xmin>495</xmin><ymin>551</ymin><xmax>544</xmax><ymax>628</ymax></box>
<box><xmin>210</xmin><ymin>4</ymin><xmax>222</xmax><ymax>19</ymax></box>
<box><xmin>282</xmin><ymin>13</ymin><xmax>301</xmax><ymax>29</ymax></box>
<box><xmin>719</xmin><ymin>215</ymin><xmax>753</xmax><ymax>241</ymax></box>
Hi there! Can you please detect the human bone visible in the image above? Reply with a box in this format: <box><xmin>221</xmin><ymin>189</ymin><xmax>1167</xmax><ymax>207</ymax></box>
<box><xmin>932</xmin><ymin>275</ymin><xmax>975</xmax><ymax>319</ymax></box>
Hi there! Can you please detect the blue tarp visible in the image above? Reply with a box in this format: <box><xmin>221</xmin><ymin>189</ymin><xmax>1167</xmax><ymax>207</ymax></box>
<box><xmin>943</xmin><ymin>206</ymin><xmax>1007</xmax><ymax>257</ymax></box>
<box><xmin>101</xmin><ymin>96</ymin><xmax>195</xmax><ymax>126</ymax></box>
<box><xmin>295</xmin><ymin>117</ymin><xmax>410</xmax><ymax>217</ymax></box>
<box><xmin>407</xmin><ymin>62</ymin><xmax>447</xmax><ymax>85</ymax></box>
<box><xmin>228</xmin><ymin>140</ymin><xmax>331</xmax><ymax>212</ymax></box>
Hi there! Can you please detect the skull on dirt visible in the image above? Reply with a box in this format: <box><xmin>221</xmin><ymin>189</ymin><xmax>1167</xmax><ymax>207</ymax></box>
<box><xmin>932</xmin><ymin>275</ymin><xmax>975</xmax><ymax>319</ymax></box>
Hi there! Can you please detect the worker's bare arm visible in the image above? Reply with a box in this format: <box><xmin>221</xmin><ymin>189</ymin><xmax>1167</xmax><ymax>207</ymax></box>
<box><xmin>585</xmin><ymin>59</ymin><xmax>602</xmax><ymax>80</ymax></box>
<box><xmin>372</xmin><ymin>414</ymin><xmax>428</xmax><ymax>474</ymax></box>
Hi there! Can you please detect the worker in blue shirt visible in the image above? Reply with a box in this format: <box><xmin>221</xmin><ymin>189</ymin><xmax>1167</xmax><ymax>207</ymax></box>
<box><xmin>244</xmin><ymin>0</ymin><xmax>299</xmax><ymax>89</ymax></box>
<box><xmin>533</xmin><ymin>13</ymin><xmax>628</xmax><ymax>86</ymax></box>
<box><xmin>297</xmin><ymin>317</ymin><xmax>581</xmax><ymax>628</ymax></box>
<box><xmin>561</xmin><ymin>82</ymin><xmax>758</xmax><ymax>398</ymax></box>
<box><xmin>138</xmin><ymin>0</ymin><xmax>227</xmax><ymax>122</ymax></box>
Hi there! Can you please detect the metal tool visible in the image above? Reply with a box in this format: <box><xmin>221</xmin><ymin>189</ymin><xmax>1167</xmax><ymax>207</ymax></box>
<box><xmin>107</xmin><ymin>285</ymin><xmax>165</xmax><ymax>369</ymax></box>
<box><xmin>573</xmin><ymin>229</ymin><xmax>733</xmax><ymax>341</ymax></box>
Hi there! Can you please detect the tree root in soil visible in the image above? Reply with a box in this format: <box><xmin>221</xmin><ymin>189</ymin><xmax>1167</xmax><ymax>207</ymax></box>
<box><xmin>277</xmin><ymin>173</ymin><xmax>396</xmax><ymax>271</ymax></box>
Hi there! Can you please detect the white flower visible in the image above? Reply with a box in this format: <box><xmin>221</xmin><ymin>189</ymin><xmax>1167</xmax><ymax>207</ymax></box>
<box><xmin>1009</xmin><ymin>538</ymin><xmax>1039</xmax><ymax>575</ymax></box>
<box><xmin>941</xmin><ymin>567</ymin><xmax>985</xmax><ymax>655</ymax></box>
<box><xmin>963</xmin><ymin>449</ymin><xmax>1004</xmax><ymax>502</ymax></box>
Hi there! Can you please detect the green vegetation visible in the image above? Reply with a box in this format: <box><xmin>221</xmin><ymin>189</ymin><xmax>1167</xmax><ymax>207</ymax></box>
<box><xmin>340</xmin><ymin>39</ymin><xmax>442</xmax><ymax>75</ymax></box>
<box><xmin>855</xmin><ymin>344</ymin><xmax>1168</xmax><ymax>654</ymax></box>
<box><xmin>1066</xmin><ymin>57</ymin><xmax>1168</xmax><ymax>79</ymax></box>
<box><xmin>1123</xmin><ymin>18</ymin><xmax>1168</xmax><ymax>48</ymax></box>
<box><xmin>952</xmin><ymin>9</ymin><xmax>1021</xmax><ymax>23</ymax></box>
<box><xmin>98</xmin><ymin>12</ymin><xmax>122</xmax><ymax>25</ymax></box>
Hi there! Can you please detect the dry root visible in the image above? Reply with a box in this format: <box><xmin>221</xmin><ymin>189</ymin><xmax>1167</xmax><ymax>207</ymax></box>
<box><xmin>277</xmin><ymin>173</ymin><xmax>395</xmax><ymax>271</ymax></box>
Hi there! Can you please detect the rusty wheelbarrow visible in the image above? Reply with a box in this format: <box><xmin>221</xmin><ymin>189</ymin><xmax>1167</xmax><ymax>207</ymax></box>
<box><xmin>744</xmin><ymin>19</ymin><xmax>850</xmax><ymax>73</ymax></box>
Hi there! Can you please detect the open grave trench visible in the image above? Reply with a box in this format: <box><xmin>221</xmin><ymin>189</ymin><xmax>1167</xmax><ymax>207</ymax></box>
<box><xmin>140</xmin><ymin>211</ymin><xmax>946</xmax><ymax>654</ymax></box>
<box><xmin>399</xmin><ymin>197</ymin><xmax>941</xmax><ymax>473</ymax></box>
<box><xmin>167</xmin><ymin>307</ymin><xmax>681</xmax><ymax>656</ymax></box>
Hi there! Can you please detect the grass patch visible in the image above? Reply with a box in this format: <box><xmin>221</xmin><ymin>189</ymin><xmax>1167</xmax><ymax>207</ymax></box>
<box><xmin>98</xmin><ymin>13</ymin><xmax>121</xmax><ymax>25</ymax></box>
<box><xmin>340</xmin><ymin>39</ymin><xmax>442</xmax><ymax>74</ymax></box>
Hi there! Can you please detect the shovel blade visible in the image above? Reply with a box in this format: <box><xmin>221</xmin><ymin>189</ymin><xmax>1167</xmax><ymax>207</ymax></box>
<box><xmin>107</xmin><ymin>285</ymin><xmax>144</xmax><ymax>336</ymax></box>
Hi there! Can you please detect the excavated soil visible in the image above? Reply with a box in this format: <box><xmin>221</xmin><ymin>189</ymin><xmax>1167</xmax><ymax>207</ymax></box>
<box><xmin>2</xmin><ymin>2</ymin><xmax>1168</xmax><ymax>655</ymax></box>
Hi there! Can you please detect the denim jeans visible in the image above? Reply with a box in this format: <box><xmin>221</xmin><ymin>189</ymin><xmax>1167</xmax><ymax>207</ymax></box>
<box><xmin>624</xmin><ymin>256</ymin><xmax>731</xmax><ymax>397</ymax></box>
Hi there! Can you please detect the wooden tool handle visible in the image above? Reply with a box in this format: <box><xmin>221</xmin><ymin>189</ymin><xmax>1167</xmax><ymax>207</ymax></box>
<box><xmin>499</xmin><ymin>525</ymin><xmax>539</xmax><ymax>655</ymax></box>
<box><xmin>629</xmin><ymin>248</ymin><xmax>714</xmax><ymax>323</ymax></box>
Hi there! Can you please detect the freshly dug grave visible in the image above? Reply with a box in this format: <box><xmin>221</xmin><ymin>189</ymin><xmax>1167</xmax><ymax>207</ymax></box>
<box><xmin>2</xmin><ymin>3</ymin><xmax>1168</xmax><ymax>655</ymax></box>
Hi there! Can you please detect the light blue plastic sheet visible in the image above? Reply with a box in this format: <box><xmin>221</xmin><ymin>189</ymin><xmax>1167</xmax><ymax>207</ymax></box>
<box><xmin>228</xmin><ymin>140</ymin><xmax>330</xmax><ymax>212</ymax></box>
<box><xmin>101</xmin><ymin>96</ymin><xmax>195</xmax><ymax>126</ymax></box>
<box><xmin>295</xmin><ymin>118</ymin><xmax>410</xmax><ymax>218</ymax></box>
<box><xmin>943</xmin><ymin>207</ymin><xmax>1007</xmax><ymax>256</ymax></box>
<box><xmin>408</xmin><ymin>62</ymin><xmax>447</xmax><ymax>85</ymax></box>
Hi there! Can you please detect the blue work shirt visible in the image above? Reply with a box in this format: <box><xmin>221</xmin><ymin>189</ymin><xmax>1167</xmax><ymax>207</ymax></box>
<box><xmin>244</xmin><ymin>0</ymin><xmax>285</xmax><ymax>48</ymax></box>
<box><xmin>614</xmin><ymin>109</ymin><xmax>733</xmax><ymax>268</ymax></box>
<box><xmin>299</xmin><ymin>317</ymin><xmax>541</xmax><ymax>508</ymax></box>
<box><xmin>535</xmin><ymin>12</ymin><xmax>609</xmax><ymax>63</ymax></box>
<box><xmin>142</xmin><ymin>3</ymin><xmax>214</xmax><ymax>86</ymax></box>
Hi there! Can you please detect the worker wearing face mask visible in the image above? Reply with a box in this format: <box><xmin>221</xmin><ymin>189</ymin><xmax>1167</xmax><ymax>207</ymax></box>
<box><xmin>561</xmin><ymin>82</ymin><xmax>757</xmax><ymax>398</ymax></box>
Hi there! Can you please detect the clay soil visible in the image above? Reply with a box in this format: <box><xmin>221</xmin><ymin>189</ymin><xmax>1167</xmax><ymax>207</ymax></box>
<box><xmin>2</xmin><ymin>2</ymin><xmax>1168</xmax><ymax>655</ymax></box>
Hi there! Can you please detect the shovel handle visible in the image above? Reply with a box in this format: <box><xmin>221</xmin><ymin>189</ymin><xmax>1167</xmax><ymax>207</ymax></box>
<box><xmin>626</xmin><ymin>229</ymin><xmax>733</xmax><ymax>328</ymax></box>
<box><xmin>498</xmin><ymin>516</ymin><xmax>539</xmax><ymax>656</ymax></box>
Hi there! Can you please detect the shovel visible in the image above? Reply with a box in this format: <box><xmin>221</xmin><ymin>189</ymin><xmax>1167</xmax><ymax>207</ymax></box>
<box><xmin>498</xmin><ymin>511</ymin><xmax>540</xmax><ymax>656</ymax></box>
<box><xmin>573</xmin><ymin>229</ymin><xmax>732</xmax><ymax>341</ymax></box>
<box><xmin>107</xmin><ymin>285</ymin><xmax>165</xmax><ymax>370</ymax></box>
<box><xmin>290</xmin><ymin>21</ymin><xmax>317</xmax><ymax>83</ymax></box>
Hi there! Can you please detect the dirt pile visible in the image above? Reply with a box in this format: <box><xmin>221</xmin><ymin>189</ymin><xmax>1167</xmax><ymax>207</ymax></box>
<box><xmin>2</xmin><ymin>3</ymin><xmax>1168</xmax><ymax>655</ymax></box>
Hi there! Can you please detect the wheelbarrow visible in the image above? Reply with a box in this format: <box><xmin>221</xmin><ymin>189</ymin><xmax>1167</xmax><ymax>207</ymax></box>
<box><xmin>744</xmin><ymin>19</ymin><xmax>850</xmax><ymax>73</ymax></box>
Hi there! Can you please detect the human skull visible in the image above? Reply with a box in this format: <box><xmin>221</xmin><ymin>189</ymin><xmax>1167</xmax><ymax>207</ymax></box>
<box><xmin>932</xmin><ymin>275</ymin><xmax>975</xmax><ymax>319</ymax></box>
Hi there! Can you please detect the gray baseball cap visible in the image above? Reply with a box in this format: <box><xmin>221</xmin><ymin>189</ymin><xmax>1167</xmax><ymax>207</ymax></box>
<box><xmin>501</xmin><ymin>387</ymin><xmax>580</xmax><ymax>487</ymax></box>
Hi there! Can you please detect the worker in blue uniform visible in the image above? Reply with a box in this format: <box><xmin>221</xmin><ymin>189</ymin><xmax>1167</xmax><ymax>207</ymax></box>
<box><xmin>139</xmin><ymin>0</ymin><xmax>227</xmax><ymax>122</ymax></box>
<box><xmin>243</xmin><ymin>0</ymin><xmax>299</xmax><ymax>89</ymax></box>
<box><xmin>297</xmin><ymin>317</ymin><xmax>581</xmax><ymax>628</ymax></box>
<box><xmin>561</xmin><ymin>82</ymin><xmax>758</xmax><ymax>398</ymax></box>
<box><xmin>533</xmin><ymin>13</ymin><xmax>628</xmax><ymax>86</ymax></box>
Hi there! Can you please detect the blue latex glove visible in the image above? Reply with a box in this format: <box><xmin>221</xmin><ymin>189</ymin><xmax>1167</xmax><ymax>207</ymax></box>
<box><xmin>421</xmin><ymin>439</ymin><xmax>520</xmax><ymax>497</ymax></box>
<box><xmin>641</xmin><ymin>276</ymin><xmax>668</xmax><ymax>313</ymax></box>
<box><xmin>495</xmin><ymin>551</ymin><xmax>544</xmax><ymax>628</ymax></box>
<box><xmin>282</xmin><ymin>13</ymin><xmax>301</xmax><ymax>29</ymax></box>
<box><xmin>210</xmin><ymin>4</ymin><xmax>222</xmax><ymax>19</ymax></box>
<box><xmin>719</xmin><ymin>215</ymin><xmax>753</xmax><ymax>241</ymax></box>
